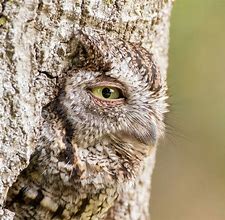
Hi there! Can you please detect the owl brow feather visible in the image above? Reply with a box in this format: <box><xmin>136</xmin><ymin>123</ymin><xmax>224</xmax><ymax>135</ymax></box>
<box><xmin>129</xmin><ymin>43</ymin><xmax>162</xmax><ymax>91</ymax></box>
<box><xmin>111</xmin><ymin>40</ymin><xmax>161</xmax><ymax>95</ymax></box>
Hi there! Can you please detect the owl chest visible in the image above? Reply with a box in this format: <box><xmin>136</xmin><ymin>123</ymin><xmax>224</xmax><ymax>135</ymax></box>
<box><xmin>7</xmin><ymin>179</ymin><xmax>118</xmax><ymax>220</ymax></box>
<box><xmin>6</xmin><ymin>153</ymin><xmax>118</xmax><ymax>220</ymax></box>
<box><xmin>6</xmin><ymin>133</ymin><xmax>120</xmax><ymax>219</ymax></box>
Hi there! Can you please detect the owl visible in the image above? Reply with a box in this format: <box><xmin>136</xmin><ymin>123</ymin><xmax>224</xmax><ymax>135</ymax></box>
<box><xmin>5</xmin><ymin>29</ymin><xmax>167</xmax><ymax>220</ymax></box>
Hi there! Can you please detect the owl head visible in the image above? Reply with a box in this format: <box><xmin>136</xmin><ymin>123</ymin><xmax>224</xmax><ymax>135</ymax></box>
<box><xmin>51</xmin><ymin>29</ymin><xmax>168</xmax><ymax>189</ymax></box>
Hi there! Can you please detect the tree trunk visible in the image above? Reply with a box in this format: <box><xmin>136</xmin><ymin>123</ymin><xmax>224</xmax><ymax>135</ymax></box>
<box><xmin>0</xmin><ymin>0</ymin><xmax>173</xmax><ymax>219</ymax></box>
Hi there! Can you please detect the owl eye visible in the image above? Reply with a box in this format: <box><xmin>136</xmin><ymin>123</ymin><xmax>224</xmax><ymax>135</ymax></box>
<box><xmin>90</xmin><ymin>86</ymin><xmax>123</xmax><ymax>100</ymax></box>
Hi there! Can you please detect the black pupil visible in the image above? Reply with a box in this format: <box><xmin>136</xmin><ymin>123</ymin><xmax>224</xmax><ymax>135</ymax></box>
<box><xmin>102</xmin><ymin>88</ymin><xmax>112</xmax><ymax>98</ymax></box>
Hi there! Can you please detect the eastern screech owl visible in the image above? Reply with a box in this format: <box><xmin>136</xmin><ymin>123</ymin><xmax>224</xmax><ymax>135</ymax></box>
<box><xmin>5</xmin><ymin>29</ymin><xmax>167</xmax><ymax>220</ymax></box>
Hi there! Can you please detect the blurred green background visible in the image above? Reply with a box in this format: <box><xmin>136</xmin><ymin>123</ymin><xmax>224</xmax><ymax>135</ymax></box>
<box><xmin>151</xmin><ymin>1</ymin><xmax>225</xmax><ymax>220</ymax></box>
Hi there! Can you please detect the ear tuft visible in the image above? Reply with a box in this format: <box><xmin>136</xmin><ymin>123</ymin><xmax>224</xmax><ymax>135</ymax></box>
<box><xmin>71</xmin><ymin>29</ymin><xmax>112</xmax><ymax>72</ymax></box>
<box><xmin>72</xmin><ymin>40</ymin><xmax>89</xmax><ymax>68</ymax></box>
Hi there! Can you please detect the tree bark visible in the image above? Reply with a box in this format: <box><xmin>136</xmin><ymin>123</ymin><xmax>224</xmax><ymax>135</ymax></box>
<box><xmin>0</xmin><ymin>0</ymin><xmax>173</xmax><ymax>219</ymax></box>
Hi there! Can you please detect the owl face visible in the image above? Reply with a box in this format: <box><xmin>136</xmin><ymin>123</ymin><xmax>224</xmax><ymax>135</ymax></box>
<box><xmin>54</xmin><ymin>30</ymin><xmax>167</xmax><ymax>188</ymax></box>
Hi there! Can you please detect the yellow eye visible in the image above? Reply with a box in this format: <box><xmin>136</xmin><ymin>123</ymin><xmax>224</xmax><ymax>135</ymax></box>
<box><xmin>91</xmin><ymin>86</ymin><xmax>123</xmax><ymax>100</ymax></box>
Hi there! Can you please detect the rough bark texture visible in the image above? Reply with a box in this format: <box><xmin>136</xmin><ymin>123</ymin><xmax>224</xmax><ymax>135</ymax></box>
<box><xmin>0</xmin><ymin>0</ymin><xmax>173</xmax><ymax>219</ymax></box>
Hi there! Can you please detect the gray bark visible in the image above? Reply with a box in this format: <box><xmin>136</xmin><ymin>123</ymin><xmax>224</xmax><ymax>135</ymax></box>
<box><xmin>0</xmin><ymin>0</ymin><xmax>173</xmax><ymax>219</ymax></box>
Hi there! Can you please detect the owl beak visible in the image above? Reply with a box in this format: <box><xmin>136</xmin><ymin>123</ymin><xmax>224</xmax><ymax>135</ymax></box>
<box><xmin>129</xmin><ymin>126</ymin><xmax>157</xmax><ymax>147</ymax></box>
<box><xmin>111</xmin><ymin>130</ymin><xmax>156</xmax><ymax>158</ymax></box>
<box><xmin>114</xmin><ymin>124</ymin><xmax>157</xmax><ymax>149</ymax></box>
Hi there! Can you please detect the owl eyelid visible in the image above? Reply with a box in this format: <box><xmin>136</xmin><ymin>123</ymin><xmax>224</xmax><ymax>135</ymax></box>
<box><xmin>87</xmin><ymin>81</ymin><xmax>127</xmax><ymax>97</ymax></box>
<box><xmin>89</xmin><ymin>93</ymin><xmax>125</xmax><ymax>104</ymax></box>
<box><xmin>85</xmin><ymin>82</ymin><xmax>126</xmax><ymax>104</ymax></box>
<box><xmin>87</xmin><ymin>81</ymin><xmax>125</xmax><ymax>91</ymax></box>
